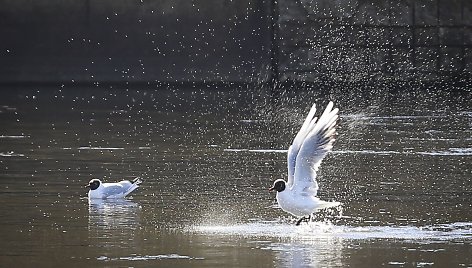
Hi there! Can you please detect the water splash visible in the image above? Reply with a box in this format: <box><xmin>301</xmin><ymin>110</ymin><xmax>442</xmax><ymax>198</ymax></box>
<box><xmin>192</xmin><ymin>221</ymin><xmax>472</xmax><ymax>242</ymax></box>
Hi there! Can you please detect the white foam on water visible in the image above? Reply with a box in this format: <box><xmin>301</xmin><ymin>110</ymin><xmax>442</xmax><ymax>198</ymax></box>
<box><xmin>63</xmin><ymin>146</ymin><xmax>151</xmax><ymax>150</ymax></box>
<box><xmin>416</xmin><ymin>262</ymin><xmax>435</xmax><ymax>267</ymax></box>
<box><xmin>225</xmin><ymin>148</ymin><xmax>404</xmax><ymax>155</ymax></box>
<box><xmin>224</xmin><ymin>148</ymin><xmax>472</xmax><ymax>156</ymax></box>
<box><xmin>388</xmin><ymin>261</ymin><xmax>407</xmax><ymax>265</ymax></box>
<box><xmin>193</xmin><ymin>221</ymin><xmax>472</xmax><ymax>242</ymax></box>
<box><xmin>224</xmin><ymin>148</ymin><xmax>287</xmax><ymax>153</ymax></box>
<box><xmin>78</xmin><ymin>146</ymin><xmax>125</xmax><ymax>150</ymax></box>
<box><xmin>418</xmin><ymin>148</ymin><xmax>472</xmax><ymax>156</ymax></box>
<box><xmin>334</xmin><ymin>150</ymin><xmax>401</xmax><ymax>155</ymax></box>
<box><xmin>0</xmin><ymin>151</ymin><xmax>25</xmax><ymax>157</ymax></box>
<box><xmin>0</xmin><ymin>135</ymin><xmax>29</xmax><ymax>139</ymax></box>
<box><xmin>342</xmin><ymin>115</ymin><xmax>445</xmax><ymax>120</ymax></box>
<box><xmin>240</xmin><ymin>119</ymin><xmax>266</xmax><ymax>123</ymax></box>
<box><xmin>97</xmin><ymin>254</ymin><xmax>204</xmax><ymax>261</ymax></box>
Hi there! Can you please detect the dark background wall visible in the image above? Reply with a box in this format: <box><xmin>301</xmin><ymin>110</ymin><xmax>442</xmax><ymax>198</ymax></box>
<box><xmin>279</xmin><ymin>0</ymin><xmax>472</xmax><ymax>83</ymax></box>
<box><xmin>0</xmin><ymin>0</ymin><xmax>271</xmax><ymax>84</ymax></box>
<box><xmin>0</xmin><ymin>0</ymin><xmax>471</xmax><ymax>85</ymax></box>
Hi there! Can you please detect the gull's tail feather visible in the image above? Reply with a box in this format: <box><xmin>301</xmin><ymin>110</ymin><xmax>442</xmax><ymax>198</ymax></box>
<box><xmin>132</xmin><ymin>177</ymin><xmax>143</xmax><ymax>185</ymax></box>
<box><xmin>124</xmin><ymin>177</ymin><xmax>143</xmax><ymax>197</ymax></box>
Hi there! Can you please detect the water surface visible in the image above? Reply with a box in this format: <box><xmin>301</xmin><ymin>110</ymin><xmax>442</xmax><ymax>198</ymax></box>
<box><xmin>0</xmin><ymin>86</ymin><xmax>471</xmax><ymax>267</ymax></box>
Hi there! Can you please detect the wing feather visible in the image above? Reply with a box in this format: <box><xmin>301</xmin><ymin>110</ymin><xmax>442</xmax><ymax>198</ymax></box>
<box><xmin>287</xmin><ymin>104</ymin><xmax>317</xmax><ymax>186</ymax></box>
<box><xmin>292</xmin><ymin>101</ymin><xmax>338</xmax><ymax>195</ymax></box>
<box><xmin>102</xmin><ymin>184</ymin><xmax>127</xmax><ymax>198</ymax></box>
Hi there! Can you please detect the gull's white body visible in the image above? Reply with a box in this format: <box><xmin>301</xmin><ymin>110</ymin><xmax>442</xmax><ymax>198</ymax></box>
<box><xmin>276</xmin><ymin>188</ymin><xmax>339</xmax><ymax>217</ymax></box>
<box><xmin>274</xmin><ymin>101</ymin><xmax>340</xmax><ymax>217</ymax></box>
<box><xmin>88</xmin><ymin>178</ymin><xmax>142</xmax><ymax>199</ymax></box>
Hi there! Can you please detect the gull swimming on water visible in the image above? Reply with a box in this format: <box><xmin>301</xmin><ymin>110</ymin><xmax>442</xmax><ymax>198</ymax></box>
<box><xmin>269</xmin><ymin>101</ymin><xmax>340</xmax><ymax>225</ymax></box>
<box><xmin>86</xmin><ymin>177</ymin><xmax>143</xmax><ymax>199</ymax></box>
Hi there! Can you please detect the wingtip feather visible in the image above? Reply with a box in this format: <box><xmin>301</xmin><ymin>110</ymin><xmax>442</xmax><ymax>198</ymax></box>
<box><xmin>133</xmin><ymin>177</ymin><xmax>143</xmax><ymax>185</ymax></box>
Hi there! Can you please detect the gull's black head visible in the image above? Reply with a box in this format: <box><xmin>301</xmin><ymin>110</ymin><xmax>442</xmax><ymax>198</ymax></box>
<box><xmin>269</xmin><ymin>179</ymin><xmax>286</xmax><ymax>192</ymax></box>
<box><xmin>86</xmin><ymin>178</ymin><xmax>101</xmax><ymax>191</ymax></box>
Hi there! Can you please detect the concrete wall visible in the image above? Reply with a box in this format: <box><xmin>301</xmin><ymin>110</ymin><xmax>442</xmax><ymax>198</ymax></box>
<box><xmin>0</xmin><ymin>0</ymin><xmax>470</xmax><ymax>85</ymax></box>
<box><xmin>278</xmin><ymin>0</ymin><xmax>472</xmax><ymax>82</ymax></box>
<box><xmin>0</xmin><ymin>0</ymin><xmax>271</xmax><ymax>84</ymax></box>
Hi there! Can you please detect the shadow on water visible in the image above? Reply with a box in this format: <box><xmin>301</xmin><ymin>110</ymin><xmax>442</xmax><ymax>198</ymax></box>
<box><xmin>0</xmin><ymin>84</ymin><xmax>471</xmax><ymax>267</ymax></box>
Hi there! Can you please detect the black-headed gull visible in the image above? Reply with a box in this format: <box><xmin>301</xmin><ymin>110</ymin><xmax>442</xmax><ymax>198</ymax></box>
<box><xmin>270</xmin><ymin>101</ymin><xmax>340</xmax><ymax>225</ymax></box>
<box><xmin>86</xmin><ymin>177</ymin><xmax>143</xmax><ymax>199</ymax></box>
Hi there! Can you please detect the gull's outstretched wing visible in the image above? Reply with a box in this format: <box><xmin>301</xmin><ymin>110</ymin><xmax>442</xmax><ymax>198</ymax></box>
<box><xmin>292</xmin><ymin>101</ymin><xmax>338</xmax><ymax>195</ymax></box>
<box><xmin>287</xmin><ymin>103</ymin><xmax>318</xmax><ymax>187</ymax></box>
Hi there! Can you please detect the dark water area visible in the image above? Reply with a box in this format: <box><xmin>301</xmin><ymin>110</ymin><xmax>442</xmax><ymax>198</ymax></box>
<box><xmin>0</xmin><ymin>85</ymin><xmax>471</xmax><ymax>267</ymax></box>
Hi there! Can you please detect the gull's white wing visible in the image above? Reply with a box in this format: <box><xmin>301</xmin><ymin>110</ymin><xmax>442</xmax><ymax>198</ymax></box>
<box><xmin>287</xmin><ymin>103</ymin><xmax>318</xmax><ymax>187</ymax></box>
<box><xmin>102</xmin><ymin>183</ymin><xmax>128</xmax><ymax>198</ymax></box>
<box><xmin>102</xmin><ymin>179</ymin><xmax>141</xmax><ymax>198</ymax></box>
<box><xmin>292</xmin><ymin>101</ymin><xmax>338</xmax><ymax>195</ymax></box>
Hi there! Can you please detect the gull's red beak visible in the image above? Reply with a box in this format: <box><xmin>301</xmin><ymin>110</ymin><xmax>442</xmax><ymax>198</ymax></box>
<box><xmin>269</xmin><ymin>186</ymin><xmax>275</xmax><ymax>192</ymax></box>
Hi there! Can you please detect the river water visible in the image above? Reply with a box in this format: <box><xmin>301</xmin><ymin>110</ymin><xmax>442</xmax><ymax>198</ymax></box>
<box><xmin>0</xmin><ymin>85</ymin><xmax>471</xmax><ymax>267</ymax></box>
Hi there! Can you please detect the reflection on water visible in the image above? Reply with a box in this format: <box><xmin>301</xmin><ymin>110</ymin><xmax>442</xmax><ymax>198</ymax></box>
<box><xmin>88</xmin><ymin>198</ymin><xmax>141</xmax><ymax>246</ymax></box>
<box><xmin>0</xmin><ymin>86</ymin><xmax>471</xmax><ymax>267</ymax></box>
<box><xmin>88</xmin><ymin>199</ymin><xmax>140</xmax><ymax>228</ymax></box>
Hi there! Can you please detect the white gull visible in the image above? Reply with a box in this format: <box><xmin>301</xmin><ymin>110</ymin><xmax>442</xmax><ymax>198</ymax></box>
<box><xmin>86</xmin><ymin>177</ymin><xmax>143</xmax><ymax>199</ymax></box>
<box><xmin>269</xmin><ymin>101</ymin><xmax>341</xmax><ymax>225</ymax></box>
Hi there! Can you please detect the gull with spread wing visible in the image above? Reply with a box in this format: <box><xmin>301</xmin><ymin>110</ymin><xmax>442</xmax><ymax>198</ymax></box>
<box><xmin>269</xmin><ymin>101</ymin><xmax>340</xmax><ymax>225</ymax></box>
